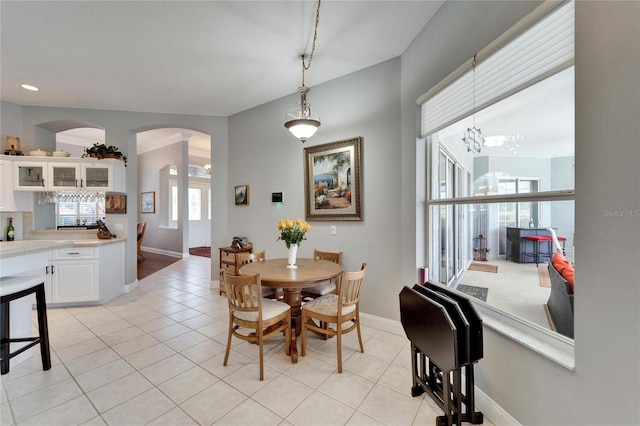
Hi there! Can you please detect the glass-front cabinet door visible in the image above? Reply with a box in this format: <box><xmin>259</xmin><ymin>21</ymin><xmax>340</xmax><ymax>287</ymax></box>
<box><xmin>14</xmin><ymin>162</ymin><xmax>47</xmax><ymax>190</ymax></box>
<box><xmin>48</xmin><ymin>163</ymin><xmax>81</xmax><ymax>190</ymax></box>
<box><xmin>82</xmin><ymin>163</ymin><xmax>112</xmax><ymax>190</ymax></box>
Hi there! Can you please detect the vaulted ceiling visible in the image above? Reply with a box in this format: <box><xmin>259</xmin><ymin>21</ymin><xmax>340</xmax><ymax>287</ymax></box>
<box><xmin>1</xmin><ymin>1</ymin><xmax>443</xmax><ymax>116</ymax></box>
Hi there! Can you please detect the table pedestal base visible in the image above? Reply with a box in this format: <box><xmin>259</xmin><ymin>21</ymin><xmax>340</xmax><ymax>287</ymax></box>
<box><xmin>282</xmin><ymin>288</ymin><xmax>303</xmax><ymax>362</ymax></box>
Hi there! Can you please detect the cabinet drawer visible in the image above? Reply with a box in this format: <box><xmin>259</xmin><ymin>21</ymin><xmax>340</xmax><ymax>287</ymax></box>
<box><xmin>221</xmin><ymin>262</ymin><xmax>237</xmax><ymax>275</ymax></box>
<box><xmin>52</xmin><ymin>246</ymin><xmax>97</xmax><ymax>260</ymax></box>
<box><xmin>221</xmin><ymin>251</ymin><xmax>236</xmax><ymax>263</ymax></box>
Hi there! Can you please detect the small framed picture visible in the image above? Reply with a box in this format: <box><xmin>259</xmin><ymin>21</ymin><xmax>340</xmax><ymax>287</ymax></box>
<box><xmin>235</xmin><ymin>185</ymin><xmax>249</xmax><ymax>206</ymax></box>
<box><xmin>141</xmin><ymin>191</ymin><xmax>155</xmax><ymax>214</ymax></box>
<box><xmin>105</xmin><ymin>194</ymin><xmax>126</xmax><ymax>214</ymax></box>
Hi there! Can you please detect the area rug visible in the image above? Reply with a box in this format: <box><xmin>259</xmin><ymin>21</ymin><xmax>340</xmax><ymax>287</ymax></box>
<box><xmin>189</xmin><ymin>246</ymin><xmax>211</xmax><ymax>258</ymax></box>
<box><xmin>468</xmin><ymin>262</ymin><xmax>498</xmax><ymax>273</ymax></box>
<box><xmin>538</xmin><ymin>264</ymin><xmax>551</xmax><ymax>288</ymax></box>
<box><xmin>456</xmin><ymin>284</ymin><xmax>488</xmax><ymax>302</ymax></box>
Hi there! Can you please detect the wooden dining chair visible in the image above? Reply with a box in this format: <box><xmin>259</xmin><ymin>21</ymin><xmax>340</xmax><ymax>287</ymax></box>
<box><xmin>222</xmin><ymin>271</ymin><xmax>291</xmax><ymax>380</ymax></box>
<box><xmin>136</xmin><ymin>222</ymin><xmax>147</xmax><ymax>260</ymax></box>
<box><xmin>237</xmin><ymin>251</ymin><xmax>282</xmax><ymax>299</ymax></box>
<box><xmin>301</xmin><ymin>250</ymin><xmax>343</xmax><ymax>300</ymax></box>
<box><xmin>300</xmin><ymin>263</ymin><xmax>367</xmax><ymax>373</ymax></box>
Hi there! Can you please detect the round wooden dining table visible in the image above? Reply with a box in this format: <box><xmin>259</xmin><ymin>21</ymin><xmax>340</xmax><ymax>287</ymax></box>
<box><xmin>239</xmin><ymin>257</ymin><xmax>342</xmax><ymax>362</ymax></box>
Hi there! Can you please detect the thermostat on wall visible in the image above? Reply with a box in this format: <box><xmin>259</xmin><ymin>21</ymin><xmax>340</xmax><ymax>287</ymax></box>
<box><xmin>272</xmin><ymin>192</ymin><xmax>283</xmax><ymax>203</ymax></box>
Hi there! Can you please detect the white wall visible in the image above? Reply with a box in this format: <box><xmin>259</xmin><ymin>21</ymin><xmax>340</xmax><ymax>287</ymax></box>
<box><xmin>228</xmin><ymin>58</ymin><xmax>402</xmax><ymax>321</ymax></box>
<box><xmin>401</xmin><ymin>1</ymin><xmax>640</xmax><ymax>425</ymax></box>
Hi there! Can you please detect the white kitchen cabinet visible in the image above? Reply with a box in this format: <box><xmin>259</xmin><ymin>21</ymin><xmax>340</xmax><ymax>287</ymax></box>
<box><xmin>1</xmin><ymin>157</ymin><xmax>31</xmax><ymax>210</ymax></box>
<box><xmin>14</xmin><ymin>157</ymin><xmax>125</xmax><ymax>192</ymax></box>
<box><xmin>83</xmin><ymin>163</ymin><xmax>112</xmax><ymax>190</ymax></box>
<box><xmin>13</xmin><ymin>161</ymin><xmax>47</xmax><ymax>191</ymax></box>
<box><xmin>48</xmin><ymin>163</ymin><xmax>81</xmax><ymax>190</ymax></box>
<box><xmin>44</xmin><ymin>241</ymin><xmax>124</xmax><ymax>305</ymax></box>
<box><xmin>48</xmin><ymin>162</ymin><xmax>115</xmax><ymax>191</ymax></box>
<box><xmin>47</xmin><ymin>246</ymin><xmax>99</xmax><ymax>303</ymax></box>
<box><xmin>0</xmin><ymin>160</ymin><xmax>13</xmax><ymax>209</ymax></box>
<box><xmin>0</xmin><ymin>159</ymin><xmax>33</xmax><ymax>211</ymax></box>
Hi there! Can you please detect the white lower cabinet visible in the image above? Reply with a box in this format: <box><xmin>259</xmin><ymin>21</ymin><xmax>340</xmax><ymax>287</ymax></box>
<box><xmin>47</xmin><ymin>246</ymin><xmax>99</xmax><ymax>304</ymax></box>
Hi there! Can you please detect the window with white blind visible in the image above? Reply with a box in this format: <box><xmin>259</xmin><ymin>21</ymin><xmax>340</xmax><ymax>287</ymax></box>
<box><xmin>420</xmin><ymin>1</ymin><xmax>576</xmax><ymax>345</ymax></box>
<box><xmin>419</xmin><ymin>0</ymin><xmax>574</xmax><ymax>137</ymax></box>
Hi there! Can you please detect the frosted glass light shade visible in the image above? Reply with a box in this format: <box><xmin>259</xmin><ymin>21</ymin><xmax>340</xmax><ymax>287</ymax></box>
<box><xmin>285</xmin><ymin>119</ymin><xmax>320</xmax><ymax>142</ymax></box>
<box><xmin>284</xmin><ymin>86</ymin><xmax>321</xmax><ymax>142</ymax></box>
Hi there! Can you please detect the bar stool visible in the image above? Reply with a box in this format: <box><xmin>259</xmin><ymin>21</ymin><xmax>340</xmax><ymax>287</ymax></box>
<box><xmin>0</xmin><ymin>275</ymin><xmax>51</xmax><ymax>375</ymax></box>
<box><xmin>521</xmin><ymin>236</ymin><xmax>552</xmax><ymax>265</ymax></box>
<box><xmin>556</xmin><ymin>236</ymin><xmax>567</xmax><ymax>255</ymax></box>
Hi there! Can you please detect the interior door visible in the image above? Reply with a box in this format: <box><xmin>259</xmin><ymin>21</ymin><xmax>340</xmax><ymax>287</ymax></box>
<box><xmin>187</xmin><ymin>182</ymin><xmax>211</xmax><ymax>248</ymax></box>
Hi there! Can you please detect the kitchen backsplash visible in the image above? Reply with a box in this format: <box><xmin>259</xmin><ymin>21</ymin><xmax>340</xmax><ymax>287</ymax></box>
<box><xmin>0</xmin><ymin>211</ymin><xmax>32</xmax><ymax>241</ymax></box>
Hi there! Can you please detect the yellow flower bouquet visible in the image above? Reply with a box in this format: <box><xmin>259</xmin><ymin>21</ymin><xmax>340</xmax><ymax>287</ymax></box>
<box><xmin>277</xmin><ymin>218</ymin><xmax>311</xmax><ymax>249</ymax></box>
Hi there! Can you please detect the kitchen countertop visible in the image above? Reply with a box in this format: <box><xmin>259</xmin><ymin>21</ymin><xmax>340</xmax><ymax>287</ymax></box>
<box><xmin>0</xmin><ymin>238</ymin><xmax>126</xmax><ymax>259</ymax></box>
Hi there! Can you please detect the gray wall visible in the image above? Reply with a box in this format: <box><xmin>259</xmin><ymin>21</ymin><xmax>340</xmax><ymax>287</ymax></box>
<box><xmin>138</xmin><ymin>142</ymin><xmax>184</xmax><ymax>254</ymax></box>
<box><xmin>1</xmin><ymin>101</ymin><xmax>23</xmax><ymax>145</ymax></box>
<box><xmin>228</xmin><ymin>58</ymin><xmax>402</xmax><ymax>320</ymax></box>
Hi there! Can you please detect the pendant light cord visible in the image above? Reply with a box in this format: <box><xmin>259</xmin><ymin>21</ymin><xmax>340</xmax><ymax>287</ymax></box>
<box><xmin>301</xmin><ymin>0</ymin><xmax>321</xmax><ymax>87</ymax></box>
<box><xmin>472</xmin><ymin>53</ymin><xmax>477</xmax><ymax>129</ymax></box>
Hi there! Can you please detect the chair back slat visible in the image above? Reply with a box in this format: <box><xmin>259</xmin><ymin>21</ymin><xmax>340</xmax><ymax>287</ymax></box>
<box><xmin>338</xmin><ymin>263</ymin><xmax>367</xmax><ymax>309</ymax></box>
<box><xmin>238</xmin><ymin>250</ymin><xmax>266</xmax><ymax>266</ymax></box>
<box><xmin>224</xmin><ymin>271</ymin><xmax>262</xmax><ymax>313</ymax></box>
<box><xmin>238</xmin><ymin>250</ymin><xmax>268</xmax><ymax>294</ymax></box>
<box><xmin>314</xmin><ymin>250</ymin><xmax>342</xmax><ymax>265</ymax></box>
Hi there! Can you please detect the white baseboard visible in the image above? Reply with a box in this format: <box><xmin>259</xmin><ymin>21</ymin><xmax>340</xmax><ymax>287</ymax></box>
<box><xmin>474</xmin><ymin>385</ymin><xmax>521</xmax><ymax>425</ymax></box>
<box><xmin>124</xmin><ymin>279</ymin><xmax>138</xmax><ymax>293</ymax></box>
<box><xmin>140</xmin><ymin>246</ymin><xmax>185</xmax><ymax>258</ymax></box>
<box><xmin>360</xmin><ymin>312</ymin><xmax>405</xmax><ymax>336</ymax></box>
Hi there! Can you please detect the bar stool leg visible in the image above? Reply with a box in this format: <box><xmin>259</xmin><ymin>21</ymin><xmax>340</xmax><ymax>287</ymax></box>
<box><xmin>35</xmin><ymin>284</ymin><xmax>51</xmax><ymax>370</ymax></box>
<box><xmin>0</xmin><ymin>300</ymin><xmax>9</xmax><ymax>374</ymax></box>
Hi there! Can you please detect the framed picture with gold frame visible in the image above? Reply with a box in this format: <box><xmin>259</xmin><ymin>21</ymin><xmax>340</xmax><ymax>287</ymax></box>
<box><xmin>304</xmin><ymin>136</ymin><xmax>363</xmax><ymax>221</ymax></box>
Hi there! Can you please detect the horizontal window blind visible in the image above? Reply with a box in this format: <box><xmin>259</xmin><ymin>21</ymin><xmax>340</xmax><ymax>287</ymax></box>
<box><xmin>419</xmin><ymin>0</ymin><xmax>574</xmax><ymax>137</ymax></box>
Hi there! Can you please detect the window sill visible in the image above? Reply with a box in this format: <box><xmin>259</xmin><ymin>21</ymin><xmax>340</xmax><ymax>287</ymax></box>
<box><xmin>158</xmin><ymin>225</ymin><xmax>178</xmax><ymax>230</ymax></box>
<box><xmin>473</xmin><ymin>301</ymin><xmax>575</xmax><ymax>370</ymax></box>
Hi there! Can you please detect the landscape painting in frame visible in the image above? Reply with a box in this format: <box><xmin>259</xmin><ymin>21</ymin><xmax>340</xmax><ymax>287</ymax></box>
<box><xmin>304</xmin><ymin>137</ymin><xmax>363</xmax><ymax>221</ymax></box>
<box><xmin>235</xmin><ymin>185</ymin><xmax>249</xmax><ymax>206</ymax></box>
<box><xmin>141</xmin><ymin>191</ymin><xmax>155</xmax><ymax>214</ymax></box>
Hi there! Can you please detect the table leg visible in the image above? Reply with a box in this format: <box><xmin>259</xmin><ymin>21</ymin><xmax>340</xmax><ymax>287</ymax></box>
<box><xmin>282</xmin><ymin>288</ymin><xmax>303</xmax><ymax>363</ymax></box>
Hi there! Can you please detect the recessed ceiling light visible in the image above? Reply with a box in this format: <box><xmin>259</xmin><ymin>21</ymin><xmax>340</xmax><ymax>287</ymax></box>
<box><xmin>484</xmin><ymin>135</ymin><xmax>506</xmax><ymax>147</ymax></box>
<box><xmin>20</xmin><ymin>84</ymin><xmax>39</xmax><ymax>91</ymax></box>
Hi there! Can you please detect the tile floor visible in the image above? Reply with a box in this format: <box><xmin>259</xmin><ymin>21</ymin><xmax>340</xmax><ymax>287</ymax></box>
<box><xmin>1</xmin><ymin>255</ymin><xmax>492</xmax><ymax>426</ymax></box>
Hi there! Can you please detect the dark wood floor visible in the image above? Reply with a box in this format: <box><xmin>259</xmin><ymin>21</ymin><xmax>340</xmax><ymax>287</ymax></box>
<box><xmin>137</xmin><ymin>251</ymin><xmax>181</xmax><ymax>280</ymax></box>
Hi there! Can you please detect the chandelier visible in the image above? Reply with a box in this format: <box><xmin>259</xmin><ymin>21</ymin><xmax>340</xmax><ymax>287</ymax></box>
<box><xmin>462</xmin><ymin>54</ymin><xmax>485</xmax><ymax>154</ymax></box>
<box><xmin>284</xmin><ymin>0</ymin><xmax>322</xmax><ymax>143</ymax></box>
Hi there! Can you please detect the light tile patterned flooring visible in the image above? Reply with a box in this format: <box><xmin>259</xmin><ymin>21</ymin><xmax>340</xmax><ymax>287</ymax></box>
<box><xmin>1</xmin><ymin>256</ymin><xmax>491</xmax><ymax>426</ymax></box>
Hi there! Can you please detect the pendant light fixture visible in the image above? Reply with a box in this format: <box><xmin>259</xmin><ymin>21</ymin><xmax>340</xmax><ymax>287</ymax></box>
<box><xmin>462</xmin><ymin>54</ymin><xmax>485</xmax><ymax>153</ymax></box>
<box><xmin>284</xmin><ymin>0</ymin><xmax>322</xmax><ymax>143</ymax></box>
